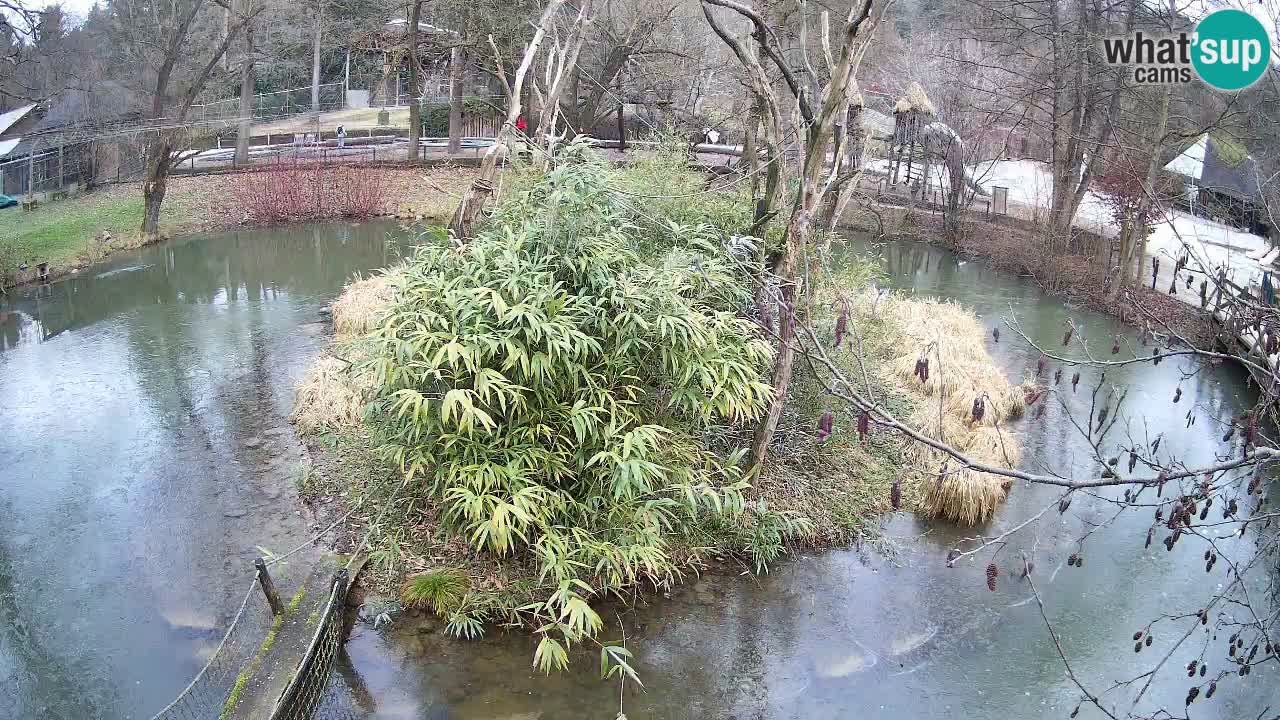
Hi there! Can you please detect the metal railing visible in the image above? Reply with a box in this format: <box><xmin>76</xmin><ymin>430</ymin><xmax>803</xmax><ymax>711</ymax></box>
<box><xmin>190</xmin><ymin>83</ymin><xmax>347</xmax><ymax>124</ymax></box>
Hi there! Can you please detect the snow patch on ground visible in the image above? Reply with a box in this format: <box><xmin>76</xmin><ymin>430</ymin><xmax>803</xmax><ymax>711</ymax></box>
<box><xmin>865</xmin><ymin>155</ymin><xmax>1272</xmax><ymax>289</ymax></box>
<box><xmin>970</xmin><ymin>159</ymin><xmax>1271</xmax><ymax>286</ymax></box>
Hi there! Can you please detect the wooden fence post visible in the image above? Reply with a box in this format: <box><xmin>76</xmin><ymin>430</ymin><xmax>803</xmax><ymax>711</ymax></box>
<box><xmin>255</xmin><ymin>557</ymin><xmax>284</xmax><ymax>615</ymax></box>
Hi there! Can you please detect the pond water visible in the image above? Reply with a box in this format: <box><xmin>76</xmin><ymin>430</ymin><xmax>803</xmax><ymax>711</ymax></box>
<box><xmin>327</xmin><ymin>238</ymin><xmax>1278</xmax><ymax>719</ymax></box>
<box><xmin>0</xmin><ymin>221</ymin><xmax>410</xmax><ymax>719</ymax></box>
<box><xmin>2</xmin><ymin>227</ymin><xmax>1274</xmax><ymax>720</ymax></box>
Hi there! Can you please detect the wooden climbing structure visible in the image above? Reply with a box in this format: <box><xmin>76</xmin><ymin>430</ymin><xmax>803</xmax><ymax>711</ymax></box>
<box><xmin>888</xmin><ymin>82</ymin><xmax>937</xmax><ymax>190</ymax></box>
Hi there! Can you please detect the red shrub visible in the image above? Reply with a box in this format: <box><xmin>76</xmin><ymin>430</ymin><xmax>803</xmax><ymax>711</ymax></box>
<box><xmin>231</xmin><ymin>162</ymin><xmax>387</xmax><ymax>223</ymax></box>
<box><xmin>330</xmin><ymin>165</ymin><xmax>386</xmax><ymax>218</ymax></box>
<box><xmin>1095</xmin><ymin>156</ymin><xmax>1164</xmax><ymax>230</ymax></box>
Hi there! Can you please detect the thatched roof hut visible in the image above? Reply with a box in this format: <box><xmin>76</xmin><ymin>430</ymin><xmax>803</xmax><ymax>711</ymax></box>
<box><xmin>893</xmin><ymin>82</ymin><xmax>937</xmax><ymax>117</ymax></box>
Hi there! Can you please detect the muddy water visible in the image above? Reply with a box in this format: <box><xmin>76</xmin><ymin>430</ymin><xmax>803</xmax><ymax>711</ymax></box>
<box><xmin>0</xmin><ymin>221</ymin><xmax>410</xmax><ymax>719</ymax></box>
<box><xmin>330</xmin><ymin>238</ymin><xmax>1277</xmax><ymax>719</ymax></box>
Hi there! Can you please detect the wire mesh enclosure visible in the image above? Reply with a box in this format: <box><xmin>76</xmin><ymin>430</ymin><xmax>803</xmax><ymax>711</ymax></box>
<box><xmin>0</xmin><ymin>142</ymin><xmax>92</xmax><ymax>196</ymax></box>
<box><xmin>188</xmin><ymin>84</ymin><xmax>347</xmax><ymax>124</ymax></box>
<box><xmin>267</xmin><ymin>570</ymin><xmax>351</xmax><ymax>720</ymax></box>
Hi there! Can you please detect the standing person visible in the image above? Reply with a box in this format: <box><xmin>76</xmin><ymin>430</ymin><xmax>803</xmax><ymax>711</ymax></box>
<box><xmin>336</xmin><ymin>125</ymin><xmax>346</xmax><ymax>149</ymax></box>
<box><xmin>515</xmin><ymin>114</ymin><xmax>528</xmax><ymax>134</ymax></box>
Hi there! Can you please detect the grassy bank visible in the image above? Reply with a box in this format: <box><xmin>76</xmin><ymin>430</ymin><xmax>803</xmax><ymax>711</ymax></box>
<box><xmin>0</xmin><ymin>165</ymin><xmax>476</xmax><ymax>289</ymax></box>
<box><xmin>0</xmin><ymin>186</ymin><xmax>158</xmax><ymax>285</ymax></box>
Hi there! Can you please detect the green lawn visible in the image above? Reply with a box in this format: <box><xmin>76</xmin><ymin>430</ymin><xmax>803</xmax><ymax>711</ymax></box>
<box><xmin>0</xmin><ymin>189</ymin><xmax>142</xmax><ymax>266</ymax></box>
<box><xmin>0</xmin><ymin>188</ymin><xmax>176</xmax><ymax>286</ymax></box>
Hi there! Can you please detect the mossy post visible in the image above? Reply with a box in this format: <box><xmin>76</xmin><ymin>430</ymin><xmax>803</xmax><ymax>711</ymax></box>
<box><xmin>255</xmin><ymin>557</ymin><xmax>284</xmax><ymax>616</ymax></box>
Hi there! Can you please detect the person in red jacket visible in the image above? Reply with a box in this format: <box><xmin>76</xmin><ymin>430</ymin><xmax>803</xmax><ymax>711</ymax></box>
<box><xmin>515</xmin><ymin>115</ymin><xmax>528</xmax><ymax>133</ymax></box>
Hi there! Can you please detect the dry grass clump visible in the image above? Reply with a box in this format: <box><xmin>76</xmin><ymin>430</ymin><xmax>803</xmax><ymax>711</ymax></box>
<box><xmin>330</xmin><ymin>270</ymin><xmax>401</xmax><ymax>338</ymax></box>
<box><xmin>748</xmin><ymin>287</ymin><xmax>1025</xmax><ymax>536</ymax></box>
<box><xmin>883</xmin><ymin>295</ymin><xmax>1029</xmax><ymax>525</ymax></box>
<box><xmin>886</xmin><ymin>297</ymin><xmax>1026</xmax><ymax>424</ymax></box>
<box><xmin>894</xmin><ymin>81</ymin><xmax>936</xmax><ymax>116</ymax></box>
<box><xmin>292</xmin><ymin>355</ymin><xmax>373</xmax><ymax>432</ymax></box>
<box><xmin>293</xmin><ymin>268</ymin><xmax>405</xmax><ymax>432</ymax></box>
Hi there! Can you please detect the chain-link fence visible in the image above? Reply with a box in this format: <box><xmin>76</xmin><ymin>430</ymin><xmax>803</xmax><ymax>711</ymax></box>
<box><xmin>0</xmin><ymin>141</ymin><xmax>93</xmax><ymax>197</ymax></box>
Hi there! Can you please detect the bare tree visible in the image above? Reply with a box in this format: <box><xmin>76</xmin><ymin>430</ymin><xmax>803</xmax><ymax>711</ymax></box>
<box><xmin>407</xmin><ymin>0</ymin><xmax>425</xmax><ymax>160</ymax></box>
<box><xmin>559</xmin><ymin>0</ymin><xmax>678</xmax><ymax>138</ymax></box>
<box><xmin>106</xmin><ymin>0</ymin><xmax>261</xmax><ymax>238</ymax></box>
<box><xmin>449</xmin><ymin>0</ymin><xmax>574</xmax><ymax>239</ymax></box>
<box><xmin>310</xmin><ymin>0</ymin><xmax>324</xmax><ymax>129</ymax></box>
<box><xmin>702</xmin><ymin>0</ymin><xmax>893</xmax><ymax>468</ymax></box>
<box><xmin>530</xmin><ymin>0</ymin><xmax>595</xmax><ymax>159</ymax></box>
<box><xmin>946</xmin><ymin>0</ymin><xmax>1134</xmax><ymax>250</ymax></box>
<box><xmin>447</xmin><ymin>43</ymin><xmax>464</xmax><ymax>154</ymax></box>
<box><xmin>234</xmin><ymin>0</ymin><xmax>257</xmax><ymax>163</ymax></box>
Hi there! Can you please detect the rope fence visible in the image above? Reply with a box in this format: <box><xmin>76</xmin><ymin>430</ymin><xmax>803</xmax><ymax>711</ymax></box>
<box><xmin>146</xmin><ymin>559</ymin><xmax>361</xmax><ymax>720</ymax></box>
<box><xmin>149</xmin><ymin>578</ymin><xmax>275</xmax><ymax>720</ymax></box>
<box><xmin>144</xmin><ymin>473</ymin><xmax>409</xmax><ymax>720</ymax></box>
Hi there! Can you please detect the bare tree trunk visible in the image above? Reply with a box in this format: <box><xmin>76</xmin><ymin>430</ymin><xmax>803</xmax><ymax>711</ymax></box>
<box><xmin>943</xmin><ymin>140</ymin><xmax>966</xmax><ymax>241</ymax></box>
<box><xmin>750</xmin><ymin>208</ymin><xmax>811</xmax><ymax>466</ymax></box>
<box><xmin>819</xmin><ymin>98</ymin><xmax>866</xmax><ymax>234</ymax></box>
<box><xmin>141</xmin><ymin>136</ymin><xmax>173</xmax><ymax>240</ymax></box>
<box><xmin>222</xmin><ymin>6</ymin><xmax>231</xmax><ymax>71</ymax></box>
<box><xmin>1111</xmin><ymin>93</ymin><xmax>1171</xmax><ymax>299</ymax></box>
<box><xmin>406</xmin><ymin>0</ymin><xmax>422</xmax><ymax>161</ymax></box>
<box><xmin>449</xmin><ymin>0</ymin><xmax>569</xmax><ymax>239</ymax></box>
<box><xmin>1113</xmin><ymin>214</ymin><xmax>1136</xmax><ymax>288</ymax></box>
<box><xmin>447</xmin><ymin>45</ymin><xmax>464</xmax><ymax>154</ymax></box>
<box><xmin>742</xmin><ymin>97</ymin><xmax>759</xmax><ymax>196</ymax></box>
<box><xmin>234</xmin><ymin>2</ymin><xmax>255</xmax><ymax>164</ymax></box>
<box><xmin>615</xmin><ymin>70</ymin><xmax>625</xmax><ymax>150</ymax></box>
<box><xmin>311</xmin><ymin>0</ymin><xmax>322</xmax><ymax>127</ymax></box>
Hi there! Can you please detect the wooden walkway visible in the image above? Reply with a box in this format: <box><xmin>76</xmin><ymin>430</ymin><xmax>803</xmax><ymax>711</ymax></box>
<box><xmin>1207</xmin><ymin>272</ymin><xmax>1279</xmax><ymax>387</ymax></box>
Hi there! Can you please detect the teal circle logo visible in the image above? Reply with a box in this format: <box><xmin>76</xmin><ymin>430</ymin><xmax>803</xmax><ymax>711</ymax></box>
<box><xmin>1192</xmin><ymin>9</ymin><xmax>1272</xmax><ymax>91</ymax></box>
